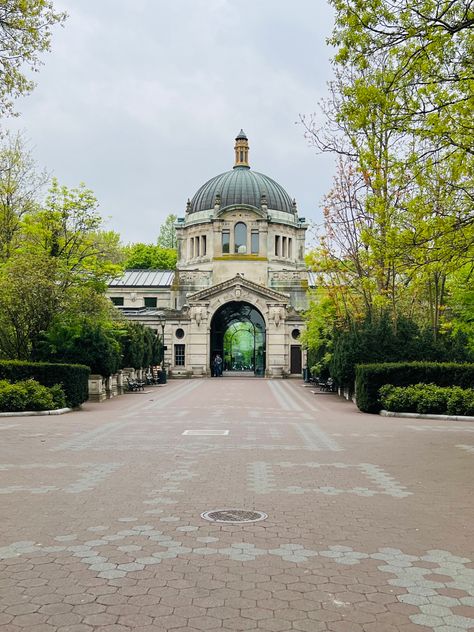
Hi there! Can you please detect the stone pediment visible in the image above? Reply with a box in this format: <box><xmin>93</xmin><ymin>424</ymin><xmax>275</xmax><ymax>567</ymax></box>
<box><xmin>187</xmin><ymin>275</ymin><xmax>289</xmax><ymax>304</ymax></box>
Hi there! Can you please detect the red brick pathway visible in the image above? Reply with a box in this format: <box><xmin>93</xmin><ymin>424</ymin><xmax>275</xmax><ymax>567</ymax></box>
<box><xmin>1</xmin><ymin>378</ymin><xmax>473</xmax><ymax>631</ymax></box>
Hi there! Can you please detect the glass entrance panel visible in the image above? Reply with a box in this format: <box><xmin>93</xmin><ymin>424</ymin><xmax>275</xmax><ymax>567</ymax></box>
<box><xmin>224</xmin><ymin>323</ymin><xmax>254</xmax><ymax>371</ymax></box>
<box><xmin>210</xmin><ymin>301</ymin><xmax>266</xmax><ymax>376</ymax></box>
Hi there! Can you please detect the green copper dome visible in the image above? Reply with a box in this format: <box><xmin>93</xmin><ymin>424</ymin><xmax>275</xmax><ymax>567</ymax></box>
<box><xmin>189</xmin><ymin>166</ymin><xmax>295</xmax><ymax>215</ymax></box>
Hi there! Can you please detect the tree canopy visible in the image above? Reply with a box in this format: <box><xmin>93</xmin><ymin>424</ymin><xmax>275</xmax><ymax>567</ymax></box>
<box><xmin>329</xmin><ymin>0</ymin><xmax>474</xmax><ymax>156</ymax></box>
<box><xmin>0</xmin><ymin>0</ymin><xmax>66</xmax><ymax>117</ymax></box>
<box><xmin>0</xmin><ymin>137</ymin><xmax>124</xmax><ymax>360</ymax></box>
<box><xmin>303</xmin><ymin>0</ymin><xmax>474</xmax><ymax>382</ymax></box>
<box><xmin>122</xmin><ymin>243</ymin><xmax>177</xmax><ymax>270</ymax></box>
<box><xmin>157</xmin><ymin>213</ymin><xmax>178</xmax><ymax>250</ymax></box>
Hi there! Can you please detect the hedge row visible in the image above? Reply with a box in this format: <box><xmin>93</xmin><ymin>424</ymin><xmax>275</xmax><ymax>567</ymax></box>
<box><xmin>0</xmin><ymin>379</ymin><xmax>66</xmax><ymax>412</ymax></box>
<box><xmin>0</xmin><ymin>361</ymin><xmax>90</xmax><ymax>408</ymax></box>
<box><xmin>355</xmin><ymin>362</ymin><xmax>474</xmax><ymax>413</ymax></box>
<box><xmin>379</xmin><ymin>384</ymin><xmax>474</xmax><ymax>416</ymax></box>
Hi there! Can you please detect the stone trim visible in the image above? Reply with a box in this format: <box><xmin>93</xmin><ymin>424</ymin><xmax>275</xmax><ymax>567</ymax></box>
<box><xmin>380</xmin><ymin>410</ymin><xmax>474</xmax><ymax>422</ymax></box>
<box><xmin>188</xmin><ymin>274</ymin><xmax>289</xmax><ymax>303</ymax></box>
<box><xmin>0</xmin><ymin>408</ymin><xmax>73</xmax><ymax>417</ymax></box>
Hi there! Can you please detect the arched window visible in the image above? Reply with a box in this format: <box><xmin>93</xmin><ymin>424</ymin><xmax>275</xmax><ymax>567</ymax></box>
<box><xmin>234</xmin><ymin>222</ymin><xmax>247</xmax><ymax>253</ymax></box>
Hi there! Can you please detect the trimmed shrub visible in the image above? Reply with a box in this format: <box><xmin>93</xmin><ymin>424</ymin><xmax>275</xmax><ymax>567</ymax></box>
<box><xmin>446</xmin><ymin>387</ymin><xmax>474</xmax><ymax>416</ymax></box>
<box><xmin>379</xmin><ymin>383</ymin><xmax>474</xmax><ymax>416</ymax></box>
<box><xmin>48</xmin><ymin>384</ymin><xmax>67</xmax><ymax>409</ymax></box>
<box><xmin>379</xmin><ymin>384</ymin><xmax>418</xmax><ymax>413</ymax></box>
<box><xmin>0</xmin><ymin>361</ymin><xmax>89</xmax><ymax>408</ymax></box>
<box><xmin>356</xmin><ymin>362</ymin><xmax>474</xmax><ymax>413</ymax></box>
<box><xmin>0</xmin><ymin>379</ymin><xmax>66</xmax><ymax>412</ymax></box>
<box><xmin>415</xmin><ymin>384</ymin><xmax>450</xmax><ymax>414</ymax></box>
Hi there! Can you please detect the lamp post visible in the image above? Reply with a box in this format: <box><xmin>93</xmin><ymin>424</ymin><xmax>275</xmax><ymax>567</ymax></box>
<box><xmin>156</xmin><ymin>313</ymin><xmax>167</xmax><ymax>384</ymax></box>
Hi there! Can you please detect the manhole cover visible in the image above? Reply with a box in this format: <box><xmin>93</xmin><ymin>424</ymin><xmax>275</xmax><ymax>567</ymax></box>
<box><xmin>201</xmin><ymin>509</ymin><xmax>268</xmax><ymax>523</ymax></box>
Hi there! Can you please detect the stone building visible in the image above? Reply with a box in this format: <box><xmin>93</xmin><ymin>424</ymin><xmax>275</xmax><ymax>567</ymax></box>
<box><xmin>108</xmin><ymin>131</ymin><xmax>312</xmax><ymax>377</ymax></box>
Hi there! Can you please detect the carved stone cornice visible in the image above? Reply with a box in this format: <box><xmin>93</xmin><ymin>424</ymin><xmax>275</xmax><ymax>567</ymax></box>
<box><xmin>187</xmin><ymin>274</ymin><xmax>289</xmax><ymax>304</ymax></box>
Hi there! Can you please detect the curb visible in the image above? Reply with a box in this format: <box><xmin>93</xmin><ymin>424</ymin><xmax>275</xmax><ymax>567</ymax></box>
<box><xmin>0</xmin><ymin>408</ymin><xmax>73</xmax><ymax>418</ymax></box>
<box><xmin>380</xmin><ymin>410</ymin><xmax>474</xmax><ymax>422</ymax></box>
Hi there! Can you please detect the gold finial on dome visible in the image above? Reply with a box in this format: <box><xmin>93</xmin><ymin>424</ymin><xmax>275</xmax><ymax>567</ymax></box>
<box><xmin>234</xmin><ymin>129</ymin><xmax>249</xmax><ymax>168</ymax></box>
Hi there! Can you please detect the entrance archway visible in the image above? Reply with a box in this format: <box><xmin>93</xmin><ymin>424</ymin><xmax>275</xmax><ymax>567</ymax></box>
<box><xmin>210</xmin><ymin>301</ymin><xmax>266</xmax><ymax>376</ymax></box>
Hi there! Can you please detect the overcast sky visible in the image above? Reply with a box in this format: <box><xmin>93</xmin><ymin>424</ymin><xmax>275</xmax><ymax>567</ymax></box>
<box><xmin>6</xmin><ymin>0</ymin><xmax>336</xmax><ymax>244</ymax></box>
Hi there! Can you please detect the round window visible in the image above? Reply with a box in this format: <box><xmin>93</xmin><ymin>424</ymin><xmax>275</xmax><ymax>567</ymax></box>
<box><xmin>175</xmin><ymin>328</ymin><xmax>185</xmax><ymax>339</ymax></box>
<box><xmin>291</xmin><ymin>328</ymin><xmax>301</xmax><ymax>340</ymax></box>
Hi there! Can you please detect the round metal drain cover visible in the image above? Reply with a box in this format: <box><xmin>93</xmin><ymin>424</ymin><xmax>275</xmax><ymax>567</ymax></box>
<box><xmin>201</xmin><ymin>509</ymin><xmax>268</xmax><ymax>524</ymax></box>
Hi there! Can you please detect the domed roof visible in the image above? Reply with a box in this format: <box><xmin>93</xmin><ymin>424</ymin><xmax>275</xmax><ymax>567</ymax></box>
<box><xmin>188</xmin><ymin>130</ymin><xmax>296</xmax><ymax>215</ymax></box>
<box><xmin>189</xmin><ymin>167</ymin><xmax>295</xmax><ymax>215</ymax></box>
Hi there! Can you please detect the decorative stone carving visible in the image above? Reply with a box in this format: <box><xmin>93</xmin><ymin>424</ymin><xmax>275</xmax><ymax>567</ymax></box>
<box><xmin>270</xmin><ymin>270</ymin><xmax>306</xmax><ymax>282</ymax></box>
<box><xmin>179</xmin><ymin>270</ymin><xmax>212</xmax><ymax>286</ymax></box>
<box><xmin>191</xmin><ymin>306</ymin><xmax>205</xmax><ymax>326</ymax></box>
<box><xmin>270</xmin><ymin>306</ymin><xmax>285</xmax><ymax>327</ymax></box>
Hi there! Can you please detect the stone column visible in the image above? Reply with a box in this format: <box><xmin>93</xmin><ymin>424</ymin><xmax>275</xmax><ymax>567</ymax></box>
<box><xmin>188</xmin><ymin>304</ymin><xmax>209</xmax><ymax>376</ymax></box>
<box><xmin>116</xmin><ymin>370</ymin><xmax>124</xmax><ymax>395</ymax></box>
<box><xmin>266</xmin><ymin>305</ymin><xmax>287</xmax><ymax>378</ymax></box>
<box><xmin>110</xmin><ymin>374</ymin><xmax>118</xmax><ymax>397</ymax></box>
<box><xmin>88</xmin><ymin>375</ymin><xmax>106</xmax><ymax>402</ymax></box>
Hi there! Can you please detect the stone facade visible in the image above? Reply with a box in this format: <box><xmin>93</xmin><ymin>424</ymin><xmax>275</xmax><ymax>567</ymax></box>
<box><xmin>108</xmin><ymin>132</ymin><xmax>311</xmax><ymax>377</ymax></box>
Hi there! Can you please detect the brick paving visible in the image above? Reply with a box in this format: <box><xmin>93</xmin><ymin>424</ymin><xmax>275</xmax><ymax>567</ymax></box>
<box><xmin>1</xmin><ymin>378</ymin><xmax>474</xmax><ymax>632</ymax></box>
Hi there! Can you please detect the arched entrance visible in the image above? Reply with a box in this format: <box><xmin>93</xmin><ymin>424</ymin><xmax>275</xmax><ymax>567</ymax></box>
<box><xmin>210</xmin><ymin>301</ymin><xmax>266</xmax><ymax>376</ymax></box>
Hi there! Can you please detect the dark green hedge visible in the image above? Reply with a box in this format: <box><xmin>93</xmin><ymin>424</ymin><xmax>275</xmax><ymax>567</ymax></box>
<box><xmin>355</xmin><ymin>362</ymin><xmax>474</xmax><ymax>413</ymax></box>
<box><xmin>0</xmin><ymin>361</ymin><xmax>90</xmax><ymax>408</ymax></box>
<box><xmin>379</xmin><ymin>384</ymin><xmax>474</xmax><ymax>416</ymax></box>
<box><xmin>0</xmin><ymin>379</ymin><xmax>66</xmax><ymax>412</ymax></box>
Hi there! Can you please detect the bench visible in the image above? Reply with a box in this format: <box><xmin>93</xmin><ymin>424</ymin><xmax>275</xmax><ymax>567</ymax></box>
<box><xmin>126</xmin><ymin>377</ymin><xmax>145</xmax><ymax>392</ymax></box>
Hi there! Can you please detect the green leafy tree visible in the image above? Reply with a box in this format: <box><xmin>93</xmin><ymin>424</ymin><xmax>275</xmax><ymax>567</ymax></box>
<box><xmin>303</xmin><ymin>0</ymin><xmax>474</xmax><ymax>380</ymax></box>
<box><xmin>123</xmin><ymin>243</ymin><xmax>177</xmax><ymax>270</ymax></box>
<box><xmin>157</xmin><ymin>213</ymin><xmax>177</xmax><ymax>250</ymax></box>
<box><xmin>329</xmin><ymin>0</ymin><xmax>474</xmax><ymax>162</ymax></box>
<box><xmin>34</xmin><ymin>317</ymin><xmax>121</xmax><ymax>377</ymax></box>
<box><xmin>0</xmin><ymin>175</ymin><xmax>124</xmax><ymax>360</ymax></box>
<box><xmin>119</xmin><ymin>322</ymin><xmax>160</xmax><ymax>370</ymax></box>
<box><xmin>120</xmin><ymin>322</ymin><xmax>145</xmax><ymax>369</ymax></box>
<box><xmin>151</xmin><ymin>332</ymin><xmax>162</xmax><ymax>365</ymax></box>
<box><xmin>0</xmin><ymin>0</ymin><xmax>66</xmax><ymax>117</ymax></box>
<box><xmin>142</xmin><ymin>326</ymin><xmax>156</xmax><ymax>368</ymax></box>
<box><xmin>0</xmin><ymin>132</ymin><xmax>46</xmax><ymax>261</ymax></box>
<box><xmin>22</xmin><ymin>178</ymin><xmax>123</xmax><ymax>289</ymax></box>
<box><xmin>444</xmin><ymin>264</ymin><xmax>474</xmax><ymax>356</ymax></box>
<box><xmin>302</xmin><ymin>290</ymin><xmax>336</xmax><ymax>378</ymax></box>
<box><xmin>0</xmin><ymin>253</ymin><xmax>60</xmax><ymax>359</ymax></box>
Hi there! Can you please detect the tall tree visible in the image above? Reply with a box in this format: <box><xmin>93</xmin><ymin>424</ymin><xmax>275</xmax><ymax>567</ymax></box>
<box><xmin>157</xmin><ymin>213</ymin><xmax>177</xmax><ymax>250</ymax></box>
<box><xmin>0</xmin><ymin>177</ymin><xmax>123</xmax><ymax>359</ymax></box>
<box><xmin>0</xmin><ymin>0</ymin><xmax>66</xmax><ymax>117</ymax></box>
<box><xmin>22</xmin><ymin>178</ymin><xmax>123</xmax><ymax>290</ymax></box>
<box><xmin>303</xmin><ymin>0</ymin><xmax>474</xmax><ymax>377</ymax></box>
<box><xmin>0</xmin><ymin>252</ymin><xmax>60</xmax><ymax>359</ymax></box>
<box><xmin>0</xmin><ymin>132</ymin><xmax>47</xmax><ymax>261</ymax></box>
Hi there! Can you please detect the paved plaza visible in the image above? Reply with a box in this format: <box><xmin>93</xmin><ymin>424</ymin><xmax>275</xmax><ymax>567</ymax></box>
<box><xmin>1</xmin><ymin>378</ymin><xmax>474</xmax><ymax>632</ymax></box>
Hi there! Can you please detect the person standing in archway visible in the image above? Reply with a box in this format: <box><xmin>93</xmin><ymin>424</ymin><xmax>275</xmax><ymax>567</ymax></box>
<box><xmin>213</xmin><ymin>353</ymin><xmax>223</xmax><ymax>377</ymax></box>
